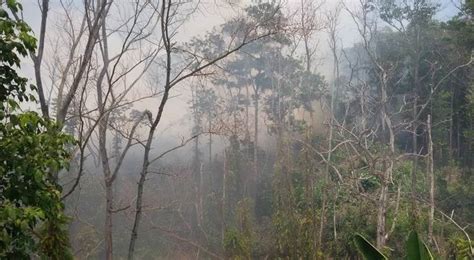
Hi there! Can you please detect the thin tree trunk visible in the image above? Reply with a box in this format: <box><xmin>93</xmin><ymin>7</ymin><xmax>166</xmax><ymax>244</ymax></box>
<box><xmin>411</xmin><ymin>25</ymin><xmax>421</xmax><ymax>225</ymax></box>
<box><xmin>209</xmin><ymin>116</ymin><xmax>212</xmax><ymax>167</ymax></box>
<box><xmin>97</xmin><ymin>86</ymin><xmax>113</xmax><ymax>258</ymax></box>
<box><xmin>209</xmin><ymin>121</ymin><xmax>213</xmax><ymax>188</ymax></box>
<box><xmin>254</xmin><ymin>91</ymin><xmax>259</xmax><ymax>182</ymax></box>
<box><xmin>96</xmin><ymin>15</ymin><xmax>114</xmax><ymax>258</ymax></box>
<box><xmin>99</xmin><ymin>111</ymin><xmax>113</xmax><ymax>260</ymax></box>
<box><xmin>221</xmin><ymin>149</ymin><xmax>227</xmax><ymax>246</ymax></box>
<box><xmin>318</xmin><ymin>195</ymin><xmax>326</xmax><ymax>251</ymax></box>
<box><xmin>99</xmin><ymin>115</ymin><xmax>113</xmax><ymax>259</ymax></box>
<box><xmin>457</xmin><ymin>117</ymin><xmax>461</xmax><ymax>159</ymax></box>
<box><xmin>428</xmin><ymin>115</ymin><xmax>435</xmax><ymax>243</ymax></box>
<box><xmin>376</xmin><ymin>172</ymin><xmax>389</xmax><ymax>248</ymax></box>
<box><xmin>33</xmin><ymin>0</ymin><xmax>50</xmax><ymax>118</ymax></box>
<box><xmin>319</xmin><ymin>10</ymin><xmax>340</xmax><ymax>251</ymax></box>
<box><xmin>411</xmin><ymin>96</ymin><xmax>419</xmax><ymax>225</ymax></box>
<box><xmin>377</xmin><ymin>72</ymin><xmax>394</xmax><ymax>249</ymax></box>
<box><xmin>194</xmin><ymin>134</ymin><xmax>201</xmax><ymax>224</ymax></box>
<box><xmin>128</xmin><ymin>127</ymin><xmax>156</xmax><ymax>260</ymax></box>
<box><xmin>246</xmin><ymin>85</ymin><xmax>251</xmax><ymax>142</ymax></box>
<box><xmin>192</xmin><ymin>86</ymin><xmax>203</xmax><ymax>227</ymax></box>
<box><xmin>333</xmin><ymin>188</ymin><xmax>339</xmax><ymax>241</ymax></box>
<box><xmin>199</xmin><ymin>162</ymin><xmax>204</xmax><ymax>224</ymax></box>
<box><xmin>128</xmin><ymin>1</ymin><xmax>172</xmax><ymax>256</ymax></box>
<box><xmin>449</xmin><ymin>87</ymin><xmax>455</xmax><ymax>160</ymax></box>
<box><xmin>57</xmin><ymin>0</ymin><xmax>109</xmax><ymax>124</ymax></box>
<box><xmin>105</xmin><ymin>181</ymin><xmax>114</xmax><ymax>260</ymax></box>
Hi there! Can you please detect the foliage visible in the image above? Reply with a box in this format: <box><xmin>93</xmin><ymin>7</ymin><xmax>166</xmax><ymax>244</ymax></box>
<box><xmin>448</xmin><ymin>236</ymin><xmax>474</xmax><ymax>260</ymax></box>
<box><xmin>354</xmin><ymin>233</ymin><xmax>387</xmax><ymax>260</ymax></box>
<box><xmin>272</xmin><ymin>162</ymin><xmax>318</xmax><ymax>259</ymax></box>
<box><xmin>0</xmin><ymin>0</ymin><xmax>36</xmax><ymax>110</ymax></box>
<box><xmin>354</xmin><ymin>231</ymin><xmax>433</xmax><ymax>260</ymax></box>
<box><xmin>406</xmin><ymin>231</ymin><xmax>434</xmax><ymax>260</ymax></box>
<box><xmin>224</xmin><ymin>228</ymin><xmax>251</xmax><ymax>259</ymax></box>
<box><xmin>0</xmin><ymin>0</ymin><xmax>73</xmax><ymax>258</ymax></box>
<box><xmin>224</xmin><ymin>198</ymin><xmax>254</xmax><ymax>259</ymax></box>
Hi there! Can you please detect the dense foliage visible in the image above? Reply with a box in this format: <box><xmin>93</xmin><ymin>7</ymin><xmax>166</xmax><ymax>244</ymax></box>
<box><xmin>0</xmin><ymin>0</ymin><xmax>73</xmax><ymax>258</ymax></box>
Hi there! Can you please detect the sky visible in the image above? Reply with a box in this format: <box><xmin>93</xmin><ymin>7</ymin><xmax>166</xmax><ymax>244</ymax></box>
<box><xmin>18</xmin><ymin>0</ymin><xmax>460</xmax><ymax>142</ymax></box>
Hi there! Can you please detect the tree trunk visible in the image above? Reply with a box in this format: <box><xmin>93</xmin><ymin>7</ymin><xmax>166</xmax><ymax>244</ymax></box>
<box><xmin>56</xmin><ymin>0</ymin><xmax>109</xmax><ymax>124</ymax></box>
<box><xmin>105</xmin><ymin>180</ymin><xmax>114</xmax><ymax>260</ymax></box>
<box><xmin>411</xmin><ymin>96</ymin><xmax>419</xmax><ymax>225</ymax></box>
<box><xmin>209</xmin><ymin>116</ymin><xmax>212</xmax><ymax>167</ymax></box>
<box><xmin>98</xmin><ymin>111</ymin><xmax>113</xmax><ymax>260</ymax></box>
<box><xmin>96</xmin><ymin>30</ymin><xmax>113</xmax><ymax>256</ymax></box>
<box><xmin>318</xmin><ymin>193</ymin><xmax>326</xmax><ymax>252</ymax></box>
<box><xmin>246</xmin><ymin>85</ymin><xmax>251</xmax><ymax>142</ymax></box>
<box><xmin>333</xmin><ymin>188</ymin><xmax>339</xmax><ymax>241</ymax></box>
<box><xmin>427</xmin><ymin>115</ymin><xmax>435</xmax><ymax>243</ymax></box>
<box><xmin>128</xmin><ymin>129</ymin><xmax>154</xmax><ymax>260</ymax></box>
<box><xmin>33</xmin><ymin>0</ymin><xmax>50</xmax><ymax>118</ymax></box>
<box><xmin>319</xmin><ymin>14</ymin><xmax>339</xmax><ymax>251</ymax></box>
<box><xmin>411</xmin><ymin>25</ymin><xmax>421</xmax><ymax>225</ymax></box>
<box><xmin>209</xmin><ymin>121</ymin><xmax>213</xmax><ymax>188</ymax></box>
<box><xmin>449</xmin><ymin>89</ymin><xmax>455</xmax><ymax>160</ymax></box>
<box><xmin>377</xmin><ymin>72</ymin><xmax>394</xmax><ymax>249</ymax></box>
<box><xmin>376</xmin><ymin>172</ymin><xmax>389</xmax><ymax>248</ymax></box>
<box><xmin>221</xmin><ymin>149</ymin><xmax>227</xmax><ymax>246</ymax></box>
<box><xmin>199</xmin><ymin>162</ymin><xmax>204</xmax><ymax>225</ymax></box>
<box><xmin>254</xmin><ymin>91</ymin><xmax>259</xmax><ymax>183</ymax></box>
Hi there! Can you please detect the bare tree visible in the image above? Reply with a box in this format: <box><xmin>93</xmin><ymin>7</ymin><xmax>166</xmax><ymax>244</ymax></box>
<box><xmin>344</xmin><ymin>0</ymin><xmax>397</xmax><ymax>248</ymax></box>
<box><xmin>25</xmin><ymin>0</ymin><xmax>111</xmax><ymax>123</ymax></box>
<box><xmin>34</xmin><ymin>0</ymin><xmax>162</xmax><ymax>257</ymax></box>
<box><xmin>298</xmin><ymin>0</ymin><xmax>324</xmax><ymax>72</ymax></box>
<box><xmin>126</xmin><ymin>1</ymin><xmax>280</xmax><ymax>258</ymax></box>
<box><xmin>92</xmin><ymin>1</ymin><xmax>160</xmax><ymax>258</ymax></box>
<box><xmin>55</xmin><ymin>0</ymin><xmax>112</xmax><ymax>124</ymax></box>
<box><xmin>324</xmin><ymin>1</ymin><xmax>342</xmax><ymax>246</ymax></box>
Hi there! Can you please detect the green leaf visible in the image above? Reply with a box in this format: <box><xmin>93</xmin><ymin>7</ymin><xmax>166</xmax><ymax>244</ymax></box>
<box><xmin>6</xmin><ymin>0</ymin><xmax>18</xmax><ymax>11</ymax></box>
<box><xmin>7</xmin><ymin>98</ymin><xmax>18</xmax><ymax>110</ymax></box>
<box><xmin>406</xmin><ymin>231</ymin><xmax>434</xmax><ymax>260</ymax></box>
<box><xmin>354</xmin><ymin>234</ymin><xmax>388</xmax><ymax>260</ymax></box>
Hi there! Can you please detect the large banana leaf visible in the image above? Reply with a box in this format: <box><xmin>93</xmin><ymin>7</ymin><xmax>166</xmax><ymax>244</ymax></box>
<box><xmin>354</xmin><ymin>233</ymin><xmax>388</xmax><ymax>260</ymax></box>
<box><xmin>406</xmin><ymin>231</ymin><xmax>434</xmax><ymax>260</ymax></box>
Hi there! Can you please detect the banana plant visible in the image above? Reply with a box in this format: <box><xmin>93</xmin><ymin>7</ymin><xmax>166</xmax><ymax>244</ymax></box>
<box><xmin>354</xmin><ymin>231</ymin><xmax>434</xmax><ymax>260</ymax></box>
<box><xmin>354</xmin><ymin>234</ymin><xmax>387</xmax><ymax>260</ymax></box>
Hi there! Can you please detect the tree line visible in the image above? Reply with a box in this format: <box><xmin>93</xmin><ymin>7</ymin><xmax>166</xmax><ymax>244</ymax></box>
<box><xmin>1</xmin><ymin>0</ymin><xmax>473</xmax><ymax>259</ymax></box>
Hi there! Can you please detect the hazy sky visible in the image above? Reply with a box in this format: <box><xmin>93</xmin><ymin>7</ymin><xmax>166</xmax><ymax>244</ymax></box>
<box><xmin>19</xmin><ymin>0</ymin><xmax>459</xmax><ymax>141</ymax></box>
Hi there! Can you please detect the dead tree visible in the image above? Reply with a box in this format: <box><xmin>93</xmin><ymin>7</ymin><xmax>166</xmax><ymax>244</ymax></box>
<box><xmin>345</xmin><ymin>0</ymin><xmax>397</xmax><ymax>248</ymax></box>
<box><xmin>127</xmin><ymin>1</ymin><xmax>280</xmax><ymax>258</ymax></box>
<box><xmin>93</xmin><ymin>1</ymin><xmax>159</xmax><ymax>258</ymax></box>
